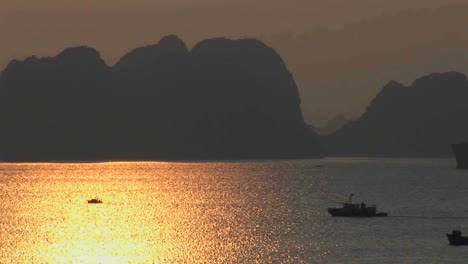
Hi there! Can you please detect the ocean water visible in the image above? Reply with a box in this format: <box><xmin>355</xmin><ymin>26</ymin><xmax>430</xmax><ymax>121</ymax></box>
<box><xmin>0</xmin><ymin>158</ymin><xmax>467</xmax><ymax>263</ymax></box>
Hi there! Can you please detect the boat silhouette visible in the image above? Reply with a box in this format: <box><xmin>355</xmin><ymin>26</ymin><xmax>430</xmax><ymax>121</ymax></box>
<box><xmin>447</xmin><ymin>230</ymin><xmax>468</xmax><ymax>245</ymax></box>
<box><xmin>87</xmin><ymin>198</ymin><xmax>102</xmax><ymax>204</ymax></box>
<box><xmin>328</xmin><ymin>194</ymin><xmax>388</xmax><ymax>217</ymax></box>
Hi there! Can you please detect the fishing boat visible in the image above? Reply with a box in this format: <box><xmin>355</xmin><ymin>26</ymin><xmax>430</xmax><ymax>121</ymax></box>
<box><xmin>447</xmin><ymin>230</ymin><xmax>468</xmax><ymax>246</ymax></box>
<box><xmin>87</xmin><ymin>198</ymin><xmax>102</xmax><ymax>204</ymax></box>
<box><xmin>328</xmin><ymin>194</ymin><xmax>388</xmax><ymax>217</ymax></box>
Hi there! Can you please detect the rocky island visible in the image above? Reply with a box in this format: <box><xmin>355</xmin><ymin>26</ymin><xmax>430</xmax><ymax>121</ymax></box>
<box><xmin>0</xmin><ymin>35</ymin><xmax>322</xmax><ymax>161</ymax></box>
<box><xmin>324</xmin><ymin>72</ymin><xmax>468</xmax><ymax>157</ymax></box>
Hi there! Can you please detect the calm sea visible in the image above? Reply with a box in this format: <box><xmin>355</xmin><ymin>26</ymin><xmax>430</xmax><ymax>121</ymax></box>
<box><xmin>0</xmin><ymin>158</ymin><xmax>467</xmax><ymax>263</ymax></box>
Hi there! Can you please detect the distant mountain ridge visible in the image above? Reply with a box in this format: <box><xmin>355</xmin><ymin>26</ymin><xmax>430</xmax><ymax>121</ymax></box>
<box><xmin>314</xmin><ymin>115</ymin><xmax>350</xmax><ymax>135</ymax></box>
<box><xmin>324</xmin><ymin>72</ymin><xmax>468</xmax><ymax>157</ymax></box>
<box><xmin>268</xmin><ymin>4</ymin><xmax>468</xmax><ymax>125</ymax></box>
<box><xmin>0</xmin><ymin>35</ymin><xmax>322</xmax><ymax>161</ymax></box>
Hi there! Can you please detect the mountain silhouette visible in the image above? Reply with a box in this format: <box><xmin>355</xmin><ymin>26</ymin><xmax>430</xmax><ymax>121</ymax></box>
<box><xmin>186</xmin><ymin>38</ymin><xmax>320</xmax><ymax>158</ymax></box>
<box><xmin>267</xmin><ymin>4</ymin><xmax>468</xmax><ymax>125</ymax></box>
<box><xmin>0</xmin><ymin>36</ymin><xmax>322</xmax><ymax>161</ymax></box>
<box><xmin>314</xmin><ymin>115</ymin><xmax>350</xmax><ymax>135</ymax></box>
<box><xmin>323</xmin><ymin>72</ymin><xmax>468</xmax><ymax>157</ymax></box>
<box><xmin>0</xmin><ymin>47</ymin><xmax>113</xmax><ymax>160</ymax></box>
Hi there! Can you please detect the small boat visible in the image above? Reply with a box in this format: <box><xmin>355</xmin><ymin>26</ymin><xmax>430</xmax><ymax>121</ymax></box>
<box><xmin>447</xmin><ymin>230</ymin><xmax>468</xmax><ymax>245</ymax></box>
<box><xmin>87</xmin><ymin>198</ymin><xmax>102</xmax><ymax>204</ymax></box>
<box><xmin>328</xmin><ymin>194</ymin><xmax>388</xmax><ymax>217</ymax></box>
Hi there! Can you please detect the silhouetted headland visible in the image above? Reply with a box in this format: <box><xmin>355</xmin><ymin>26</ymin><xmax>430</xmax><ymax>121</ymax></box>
<box><xmin>452</xmin><ymin>143</ymin><xmax>468</xmax><ymax>169</ymax></box>
<box><xmin>323</xmin><ymin>72</ymin><xmax>468</xmax><ymax>157</ymax></box>
<box><xmin>0</xmin><ymin>35</ymin><xmax>323</xmax><ymax>161</ymax></box>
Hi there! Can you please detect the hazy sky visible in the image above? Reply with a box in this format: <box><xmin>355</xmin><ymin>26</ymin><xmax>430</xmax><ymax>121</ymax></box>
<box><xmin>1</xmin><ymin>0</ymin><xmax>467</xmax><ymax>125</ymax></box>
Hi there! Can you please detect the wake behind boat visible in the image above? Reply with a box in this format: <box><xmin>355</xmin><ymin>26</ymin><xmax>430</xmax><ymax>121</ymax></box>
<box><xmin>328</xmin><ymin>194</ymin><xmax>388</xmax><ymax>217</ymax></box>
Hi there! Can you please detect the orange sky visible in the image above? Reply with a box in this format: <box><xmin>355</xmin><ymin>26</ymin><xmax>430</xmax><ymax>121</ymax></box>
<box><xmin>1</xmin><ymin>0</ymin><xmax>467</xmax><ymax>125</ymax></box>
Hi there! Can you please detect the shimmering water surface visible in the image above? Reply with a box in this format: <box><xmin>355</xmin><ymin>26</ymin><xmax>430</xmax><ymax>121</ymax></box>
<box><xmin>1</xmin><ymin>158</ymin><xmax>468</xmax><ymax>263</ymax></box>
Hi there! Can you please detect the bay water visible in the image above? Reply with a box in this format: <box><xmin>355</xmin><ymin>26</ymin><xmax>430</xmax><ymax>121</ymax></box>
<box><xmin>0</xmin><ymin>158</ymin><xmax>467</xmax><ymax>263</ymax></box>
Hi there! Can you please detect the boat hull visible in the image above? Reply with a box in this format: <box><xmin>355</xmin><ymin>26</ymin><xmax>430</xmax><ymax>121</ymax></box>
<box><xmin>328</xmin><ymin>208</ymin><xmax>388</xmax><ymax>217</ymax></box>
<box><xmin>447</xmin><ymin>234</ymin><xmax>468</xmax><ymax>245</ymax></box>
<box><xmin>87</xmin><ymin>199</ymin><xmax>102</xmax><ymax>204</ymax></box>
<box><xmin>452</xmin><ymin>143</ymin><xmax>468</xmax><ymax>169</ymax></box>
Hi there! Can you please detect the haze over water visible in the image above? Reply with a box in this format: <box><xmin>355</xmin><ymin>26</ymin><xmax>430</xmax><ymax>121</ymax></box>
<box><xmin>1</xmin><ymin>158</ymin><xmax>467</xmax><ymax>263</ymax></box>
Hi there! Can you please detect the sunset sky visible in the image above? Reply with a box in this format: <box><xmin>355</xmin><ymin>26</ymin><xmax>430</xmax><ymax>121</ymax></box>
<box><xmin>1</xmin><ymin>0</ymin><xmax>467</xmax><ymax>125</ymax></box>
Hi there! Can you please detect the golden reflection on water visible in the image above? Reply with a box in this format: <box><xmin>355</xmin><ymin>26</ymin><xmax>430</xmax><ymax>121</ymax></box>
<box><xmin>1</xmin><ymin>162</ymin><xmax>183</xmax><ymax>263</ymax></box>
<box><xmin>0</xmin><ymin>161</ymin><xmax>331</xmax><ymax>263</ymax></box>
